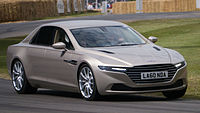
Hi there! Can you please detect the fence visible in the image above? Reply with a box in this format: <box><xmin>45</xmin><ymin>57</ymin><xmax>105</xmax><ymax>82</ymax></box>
<box><xmin>0</xmin><ymin>0</ymin><xmax>85</xmax><ymax>23</ymax></box>
<box><xmin>112</xmin><ymin>0</ymin><xmax>200</xmax><ymax>14</ymax></box>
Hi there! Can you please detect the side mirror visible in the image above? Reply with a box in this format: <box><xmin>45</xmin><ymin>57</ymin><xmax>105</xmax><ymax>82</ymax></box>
<box><xmin>52</xmin><ymin>42</ymin><xmax>66</xmax><ymax>49</ymax></box>
<box><xmin>148</xmin><ymin>36</ymin><xmax>158</xmax><ymax>43</ymax></box>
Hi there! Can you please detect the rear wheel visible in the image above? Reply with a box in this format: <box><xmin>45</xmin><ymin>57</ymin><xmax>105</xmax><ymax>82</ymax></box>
<box><xmin>78</xmin><ymin>64</ymin><xmax>99</xmax><ymax>101</ymax></box>
<box><xmin>162</xmin><ymin>87</ymin><xmax>187</xmax><ymax>99</ymax></box>
<box><xmin>11</xmin><ymin>60</ymin><xmax>37</xmax><ymax>94</ymax></box>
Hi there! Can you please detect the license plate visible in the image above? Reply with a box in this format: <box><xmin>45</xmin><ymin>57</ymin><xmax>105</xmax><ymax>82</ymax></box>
<box><xmin>141</xmin><ymin>71</ymin><xmax>168</xmax><ymax>80</ymax></box>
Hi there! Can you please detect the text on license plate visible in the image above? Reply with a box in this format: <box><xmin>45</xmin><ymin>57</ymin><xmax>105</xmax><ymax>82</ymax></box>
<box><xmin>141</xmin><ymin>71</ymin><xmax>168</xmax><ymax>80</ymax></box>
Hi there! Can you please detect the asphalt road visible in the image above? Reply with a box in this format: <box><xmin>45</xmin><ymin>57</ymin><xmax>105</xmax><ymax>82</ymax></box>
<box><xmin>0</xmin><ymin>79</ymin><xmax>200</xmax><ymax>113</ymax></box>
<box><xmin>1</xmin><ymin>11</ymin><xmax>200</xmax><ymax>38</ymax></box>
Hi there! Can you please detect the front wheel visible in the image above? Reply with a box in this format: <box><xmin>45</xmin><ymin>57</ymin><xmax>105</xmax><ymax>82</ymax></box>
<box><xmin>162</xmin><ymin>87</ymin><xmax>187</xmax><ymax>99</ymax></box>
<box><xmin>78</xmin><ymin>64</ymin><xmax>99</xmax><ymax>101</ymax></box>
<box><xmin>11</xmin><ymin>60</ymin><xmax>37</xmax><ymax>94</ymax></box>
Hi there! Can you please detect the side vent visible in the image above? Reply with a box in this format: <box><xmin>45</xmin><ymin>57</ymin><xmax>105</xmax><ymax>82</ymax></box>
<box><xmin>153</xmin><ymin>46</ymin><xmax>161</xmax><ymax>51</ymax></box>
<box><xmin>98</xmin><ymin>50</ymin><xmax>115</xmax><ymax>54</ymax></box>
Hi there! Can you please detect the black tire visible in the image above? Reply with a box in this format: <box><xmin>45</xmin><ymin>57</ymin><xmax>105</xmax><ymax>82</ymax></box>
<box><xmin>162</xmin><ymin>87</ymin><xmax>187</xmax><ymax>99</ymax></box>
<box><xmin>78</xmin><ymin>64</ymin><xmax>99</xmax><ymax>101</ymax></box>
<box><xmin>11</xmin><ymin>60</ymin><xmax>37</xmax><ymax>94</ymax></box>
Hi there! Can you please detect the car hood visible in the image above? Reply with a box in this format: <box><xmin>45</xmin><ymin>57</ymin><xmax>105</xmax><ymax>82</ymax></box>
<box><xmin>86</xmin><ymin>44</ymin><xmax>172</xmax><ymax>66</ymax></box>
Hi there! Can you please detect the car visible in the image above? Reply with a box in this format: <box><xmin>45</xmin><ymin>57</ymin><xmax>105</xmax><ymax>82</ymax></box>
<box><xmin>7</xmin><ymin>20</ymin><xmax>187</xmax><ymax>101</ymax></box>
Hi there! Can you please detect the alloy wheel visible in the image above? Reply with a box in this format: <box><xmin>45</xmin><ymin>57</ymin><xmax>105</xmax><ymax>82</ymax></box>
<box><xmin>79</xmin><ymin>67</ymin><xmax>95</xmax><ymax>99</ymax></box>
<box><xmin>12</xmin><ymin>61</ymin><xmax>25</xmax><ymax>91</ymax></box>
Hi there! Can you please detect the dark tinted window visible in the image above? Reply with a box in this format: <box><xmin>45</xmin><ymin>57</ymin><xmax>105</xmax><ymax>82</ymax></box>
<box><xmin>54</xmin><ymin>28</ymin><xmax>74</xmax><ymax>50</ymax></box>
<box><xmin>31</xmin><ymin>26</ymin><xmax>56</xmax><ymax>46</ymax></box>
<box><xmin>71</xmin><ymin>26</ymin><xmax>145</xmax><ymax>48</ymax></box>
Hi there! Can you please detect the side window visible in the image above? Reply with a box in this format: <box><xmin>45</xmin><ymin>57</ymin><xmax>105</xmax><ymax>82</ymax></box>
<box><xmin>54</xmin><ymin>28</ymin><xmax>74</xmax><ymax>50</ymax></box>
<box><xmin>31</xmin><ymin>26</ymin><xmax>56</xmax><ymax>46</ymax></box>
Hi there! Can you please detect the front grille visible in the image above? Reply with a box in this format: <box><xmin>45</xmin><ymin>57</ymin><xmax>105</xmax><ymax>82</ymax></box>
<box><xmin>125</xmin><ymin>64</ymin><xmax>178</xmax><ymax>84</ymax></box>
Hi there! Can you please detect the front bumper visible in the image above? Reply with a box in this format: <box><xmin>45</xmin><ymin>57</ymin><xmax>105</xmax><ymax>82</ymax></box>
<box><xmin>93</xmin><ymin>64</ymin><xmax>187</xmax><ymax>95</ymax></box>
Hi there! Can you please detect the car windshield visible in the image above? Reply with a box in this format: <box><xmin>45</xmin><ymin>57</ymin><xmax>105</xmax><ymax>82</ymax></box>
<box><xmin>70</xmin><ymin>26</ymin><xmax>146</xmax><ymax>48</ymax></box>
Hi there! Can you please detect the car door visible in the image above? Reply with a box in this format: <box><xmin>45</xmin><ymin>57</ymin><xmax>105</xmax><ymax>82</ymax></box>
<box><xmin>27</xmin><ymin>26</ymin><xmax>56</xmax><ymax>83</ymax></box>
<box><xmin>43</xmin><ymin>27</ymin><xmax>77</xmax><ymax>90</ymax></box>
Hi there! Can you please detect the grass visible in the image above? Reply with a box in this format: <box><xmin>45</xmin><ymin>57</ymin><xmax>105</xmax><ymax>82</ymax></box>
<box><xmin>2</xmin><ymin>11</ymin><xmax>102</xmax><ymax>23</ymax></box>
<box><xmin>35</xmin><ymin>11</ymin><xmax>102</xmax><ymax>20</ymax></box>
<box><xmin>0</xmin><ymin>18</ymin><xmax>200</xmax><ymax>98</ymax></box>
<box><xmin>0</xmin><ymin>36</ymin><xmax>25</xmax><ymax>79</ymax></box>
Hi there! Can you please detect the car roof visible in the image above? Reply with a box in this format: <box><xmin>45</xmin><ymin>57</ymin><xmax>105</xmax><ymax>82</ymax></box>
<box><xmin>41</xmin><ymin>20</ymin><xmax>127</xmax><ymax>29</ymax></box>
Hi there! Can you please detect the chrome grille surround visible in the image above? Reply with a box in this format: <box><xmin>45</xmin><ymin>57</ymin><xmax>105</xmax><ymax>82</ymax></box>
<box><xmin>125</xmin><ymin>64</ymin><xmax>178</xmax><ymax>84</ymax></box>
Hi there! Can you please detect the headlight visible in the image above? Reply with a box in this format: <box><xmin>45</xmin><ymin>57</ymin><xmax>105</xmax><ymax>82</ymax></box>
<box><xmin>98</xmin><ymin>66</ymin><xmax>127</xmax><ymax>72</ymax></box>
<box><xmin>175</xmin><ymin>61</ymin><xmax>186</xmax><ymax>69</ymax></box>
